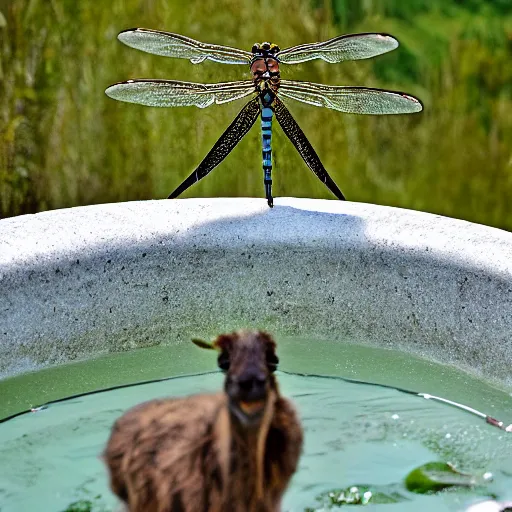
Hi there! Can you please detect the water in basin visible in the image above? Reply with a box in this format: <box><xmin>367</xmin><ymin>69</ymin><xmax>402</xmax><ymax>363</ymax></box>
<box><xmin>1</xmin><ymin>338</ymin><xmax>511</xmax><ymax>511</ymax></box>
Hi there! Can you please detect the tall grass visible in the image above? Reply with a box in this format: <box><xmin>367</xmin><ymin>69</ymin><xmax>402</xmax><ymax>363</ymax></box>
<box><xmin>0</xmin><ymin>0</ymin><xmax>511</xmax><ymax>229</ymax></box>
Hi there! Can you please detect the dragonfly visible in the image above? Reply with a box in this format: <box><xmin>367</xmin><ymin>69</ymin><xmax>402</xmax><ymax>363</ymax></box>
<box><xmin>106</xmin><ymin>29</ymin><xmax>423</xmax><ymax>207</ymax></box>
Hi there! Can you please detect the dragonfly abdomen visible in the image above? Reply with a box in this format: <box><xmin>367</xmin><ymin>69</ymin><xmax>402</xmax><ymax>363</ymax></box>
<box><xmin>261</xmin><ymin>105</ymin><xmax>274</xmax><ymax>207</ymax></box>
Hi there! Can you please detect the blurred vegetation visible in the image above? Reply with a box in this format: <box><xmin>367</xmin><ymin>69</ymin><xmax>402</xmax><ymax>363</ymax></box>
<box><xmin>0</xmin><ymin>0</ymin><xmax>511</xmax><ymax>229</ymax></box>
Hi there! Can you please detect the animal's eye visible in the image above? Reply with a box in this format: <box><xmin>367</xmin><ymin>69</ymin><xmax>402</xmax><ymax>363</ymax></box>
<box><xmin>217</xmin><ymin>352</ymin><xmax>230</xmax><ymax>372</ymax></box>
<box><xmin>267</xmin><ymin>353</ymin><xmax>279</xmax><ymax>372</ymax></box>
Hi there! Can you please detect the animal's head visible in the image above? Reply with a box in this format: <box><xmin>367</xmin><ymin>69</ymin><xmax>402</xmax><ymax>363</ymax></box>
<box><xmin>192</xmin><ymin>330</ymin><xmax>279</xmax><ymax>427</ymax></box>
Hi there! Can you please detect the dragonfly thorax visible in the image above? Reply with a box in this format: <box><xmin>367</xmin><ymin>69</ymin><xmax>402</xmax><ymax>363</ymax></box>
<box><xmin>260</xmin><ymin>88</ymin><xmax>276</xmax><ymax>108</ymax></box>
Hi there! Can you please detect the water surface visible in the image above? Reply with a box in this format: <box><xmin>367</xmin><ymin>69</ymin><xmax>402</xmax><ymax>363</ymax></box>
<box><xmin>1</xmin><ymin>340</ymin><xmax>511</xmax><ymax>511</ymax></box>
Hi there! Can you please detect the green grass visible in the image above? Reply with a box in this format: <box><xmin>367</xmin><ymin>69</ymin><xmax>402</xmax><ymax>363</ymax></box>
<box><xmin>1</xmin><ymin>0</ymin><xmax>511</xmax><ymax>230</ymax></box>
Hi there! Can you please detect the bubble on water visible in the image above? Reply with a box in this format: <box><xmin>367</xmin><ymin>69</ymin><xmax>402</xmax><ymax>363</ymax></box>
<box><xmin>391</xmin><ymin>414</ymin><xmax>400</xmax><ymax>420</ymax></box>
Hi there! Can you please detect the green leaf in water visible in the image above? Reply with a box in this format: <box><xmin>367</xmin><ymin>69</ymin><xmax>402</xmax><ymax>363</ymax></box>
<box><xmin>61</xmin><ymin>496</ymin><xmax>109</xmax><ymax>512</ymax></box>
<box><xmin>305</xmin><ymin>484</ymin><xmax>408</xmax><ymax>509</ymax></box>
<box><xmin>62</xmin><ymin>500</ymin><xmax>94</xmax><ymax>512</ymax></box>
<box><xmin>405</xmin><ymin>462</ymin><xmax>491</xmax><ymax>494</ymax></box>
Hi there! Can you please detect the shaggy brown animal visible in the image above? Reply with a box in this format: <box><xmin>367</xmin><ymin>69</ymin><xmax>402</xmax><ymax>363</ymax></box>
<box><xmin>103</xmin><ymin>330</ymin><xmax>303</xmax><ymax>512</ymax></box>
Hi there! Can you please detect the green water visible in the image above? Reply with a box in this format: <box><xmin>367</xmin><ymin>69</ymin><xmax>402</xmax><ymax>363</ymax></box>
<box><xmin>1</xmin><ymin>340</ymin><xmax>512</xmax><ymax>511</ymax></box>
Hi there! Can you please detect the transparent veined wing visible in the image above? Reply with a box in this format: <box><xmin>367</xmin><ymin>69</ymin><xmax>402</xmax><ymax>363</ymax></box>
<box><xmin>277</xmin><ymin>33</ymin><xmax>398</xmax><ymax>64</ymax></box>
<box><xmin>169</xmin><ymin>97</ymin><xmax>261</xmax><ymax>199</ymax></box>
<box><xmin>273</xmin><ymin>97</ymin><xmax>345</xmax><ymax>201</ymax></box>
<box><xmin>118</xmin><ymin>28</ymin><xmax>253</xmax><ymax>65</ymax></box>
<box><xmin>105</xmin><ymin>80</ymin><xmax>255</xmax><ymax>108</ymax></box>
<box><xmin>279</xmin><ymin>80</ymin><xmax>423</xmax><ymax>114</ymax></box>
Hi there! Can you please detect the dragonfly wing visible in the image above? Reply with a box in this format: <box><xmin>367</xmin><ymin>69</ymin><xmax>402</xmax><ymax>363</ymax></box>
<box><xmin>105</xmin><ymin>80</ymin><xmax>255</xmax><ymax>108</ymax></box>
<box><xmin>168</xmin><ymin>96</ymin><xmax>261</xmax><ymax>198</ymax></box>
<box><xmin>277</xmin><ymin>33</ymin><xmax>398</xmax><ymax>64</ymax></box>
<box><xmin>279</xmin><ymin>80</ymin><xmax>423</xmax><ymax>114</ymax></box>
<box><xmin>273</xmin><ymin>96</ymin><xmax>345</xmax><ymax>201</ymax></box>
<box><xmin>118</xmin><ymin>28</ymin><xmax>253</xmax><ymax>65</ymax></box>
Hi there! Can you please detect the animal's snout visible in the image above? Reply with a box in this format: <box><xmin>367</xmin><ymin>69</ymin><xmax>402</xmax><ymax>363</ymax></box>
<box><xmin>226</xmin><ymin>371</ymin><xmax>269</xmax><ymax>424</ymax></box>
<box><xmin>238</xmin><ymin>376</ymin><xmax>267</xmax><ymax>400</ymax></box>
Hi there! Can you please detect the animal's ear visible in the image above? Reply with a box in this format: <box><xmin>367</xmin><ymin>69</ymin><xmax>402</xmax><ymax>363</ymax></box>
<box><xmin>191</xmin><ymin>338</ymin><xmax>216</xmax><ymax>350</ymax></box>
<box><xmin>213</xmin><ymin>333</ymin><xmax>234</xmax><ymax>352</ymax></box>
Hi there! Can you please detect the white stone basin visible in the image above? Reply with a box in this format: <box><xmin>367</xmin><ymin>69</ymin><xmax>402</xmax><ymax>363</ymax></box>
<box><xmin>1</xmin><ymin>198</ymin><xmax>511</xmax><ymax>387</ymax></box>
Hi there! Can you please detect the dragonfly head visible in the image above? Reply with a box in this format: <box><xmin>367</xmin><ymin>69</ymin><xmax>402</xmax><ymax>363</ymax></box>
<box><xmin>250</xmin><ymin>43</ymin><xmax>280</xmax><ymax>86</ymax></box>
<box><xmin>251</xmin><ymin>42</ymin><xmax>280</xmax><ymax>58</ymax></box>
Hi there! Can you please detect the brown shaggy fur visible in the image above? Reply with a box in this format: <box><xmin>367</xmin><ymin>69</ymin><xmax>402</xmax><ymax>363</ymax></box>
<box><xmin>103</xmin><ymin>330</ymin><xmax>303</xmax><ymax>512</ymax></box>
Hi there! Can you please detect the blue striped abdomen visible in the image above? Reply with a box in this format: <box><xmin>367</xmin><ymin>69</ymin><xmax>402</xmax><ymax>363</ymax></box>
<box><xmin>261</xmin><ymin>105</ymin><xmax>273</xmax><ymax>191</ymax></box>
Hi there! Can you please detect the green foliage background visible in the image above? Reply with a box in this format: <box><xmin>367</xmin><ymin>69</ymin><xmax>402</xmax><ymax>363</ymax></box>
<box><xmin>1</xmin><ymin>0</ymin><xmax>511</xmax><ymax>229</ymax></box>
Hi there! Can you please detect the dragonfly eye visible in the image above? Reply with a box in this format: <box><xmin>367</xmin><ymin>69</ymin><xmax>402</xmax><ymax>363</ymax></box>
<box><xmin>251</xmin><ymin>58</ymin><xmax>267</xmax><ymax>75</ymax></box>
<box><xmin>266</xmin><ymin>58</ymin><xmax>279</xmax><ymax>71</ymax></box>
